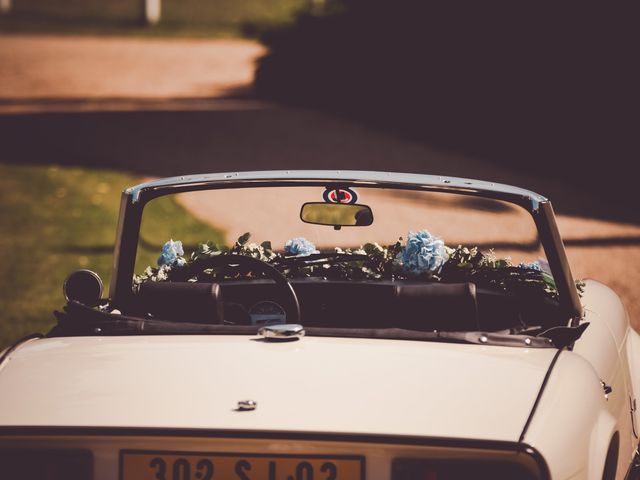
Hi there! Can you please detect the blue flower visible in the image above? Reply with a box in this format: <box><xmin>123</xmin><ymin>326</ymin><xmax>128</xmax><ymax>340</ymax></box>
<box><xmin>398</xmin><ymin>230</ymin><xmax>449</xmax><ymax>275</ymax></box>
<box><xmin>284</xmin><ymin>237</ymin><xmax>319</xmax><ymax>256</ymax></box>
<box><xmin>518</xmin><ymin>261</ymin><xmax>543</xmax><ymax>272</ymax></box>
<box><xmin>158</xmin><ymin>239</ymin><xmax>185</xmax><ymax>267</ymax></box>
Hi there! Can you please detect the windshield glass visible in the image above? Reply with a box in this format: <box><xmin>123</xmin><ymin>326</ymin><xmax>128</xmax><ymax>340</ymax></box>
<box><xmin>135</xmin><ymin>185</ymin><xmax>550</xmax><ymax>286</ymax></box>
<box><xmin>119</xmin><ymin>183</ymin><xmax>569</xmax><ymax>336</ymax></box>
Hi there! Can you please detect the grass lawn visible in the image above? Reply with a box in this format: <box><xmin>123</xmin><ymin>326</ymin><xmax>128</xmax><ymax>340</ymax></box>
<box><xmin>0</xmin><ymin>164</ymin><xmax>223</xmax><ymax>349</ymax></box>
<box><xmin>0</xmin><ymin>0</ymin><xmax>306</xmax><ymax>37</ymax></box>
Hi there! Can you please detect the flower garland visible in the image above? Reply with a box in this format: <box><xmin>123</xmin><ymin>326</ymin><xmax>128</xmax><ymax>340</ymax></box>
<box><xmin>134</xmin><ymin>230</ymin><xmax>584</xmax><ymax>301</ymax></box>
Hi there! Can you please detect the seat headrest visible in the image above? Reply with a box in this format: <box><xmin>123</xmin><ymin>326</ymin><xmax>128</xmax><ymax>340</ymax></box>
<box><xmin>393</xmin><ymin>282</ymin><xmax>479</xmax><ymax>331</ymax></box>
<box><xmin>137</xmin><ymin>282</ymin><xmax>223</xmax><ymax>324</ymax></box>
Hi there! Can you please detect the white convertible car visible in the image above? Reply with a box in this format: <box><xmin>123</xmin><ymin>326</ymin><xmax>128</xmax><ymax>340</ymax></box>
<box><xmin>0</xmin><ymin>171</ymin><xmax>638</xmax><ymax>480</ymax></box>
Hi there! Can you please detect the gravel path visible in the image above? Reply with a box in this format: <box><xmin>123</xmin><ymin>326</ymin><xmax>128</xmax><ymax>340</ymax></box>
<box><xmin>1</xmin><ymin>34</ymin><xmax>638</xmax><ymax>328</ymax></box>
<box><xmin>0</xmin><ymin>34</ymin><xmax>265</xmax><ymax>102</ymax></box>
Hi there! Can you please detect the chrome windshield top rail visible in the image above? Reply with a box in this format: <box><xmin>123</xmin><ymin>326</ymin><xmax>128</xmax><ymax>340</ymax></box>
<box><xmin>126</xmin><ymin>170</ymin><xmax>548</xmax><ymax>210</ymax></box>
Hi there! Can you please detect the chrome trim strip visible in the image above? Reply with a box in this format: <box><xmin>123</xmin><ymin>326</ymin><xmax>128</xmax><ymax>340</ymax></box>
<box><xmin>519</xmin><ymin>348</ymin><xmax>564</xmax><ymax>442</ymax></box>
<box><xmin>125</xmin><ymin>170</ymin><xmax>548</xmax><ymax>208</ymax></box>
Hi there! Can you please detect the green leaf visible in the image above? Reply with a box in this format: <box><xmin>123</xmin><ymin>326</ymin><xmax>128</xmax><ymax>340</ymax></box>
<box><xmin>260</xmin><ymin>240</ymin><xmax>272</xmax><ymax>252</ymax></box>
<box><xmin>237</xmin><ymin>232</ymin><xmax>251</xmax><ymax>246</ymax></box>
<box><xmin>542</xmin><ymin>272</ymin><xmax>556</xmax><ymax>288</ymax></box>
<box><xmin>362</xmin><ymin>242</ymin><xmax>376</xmax><ymax>252</ymax></box>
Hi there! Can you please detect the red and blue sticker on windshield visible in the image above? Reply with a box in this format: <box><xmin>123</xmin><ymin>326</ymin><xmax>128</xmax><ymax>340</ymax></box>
<box><xmin>323</xmin><ymin>187</ymin><xmax>359</xmax><ymax>204</ymax></box>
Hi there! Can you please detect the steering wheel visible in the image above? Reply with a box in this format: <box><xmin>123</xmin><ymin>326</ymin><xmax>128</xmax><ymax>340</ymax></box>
<box><xmin>174</xmin><ymin>254</ymin><xmax>301</xmax><ymax>325</ymax></box>
<box><xmin>275</xmin><ymin>252</ymin><xmax>373</xmax><ymax>268</ymax></box>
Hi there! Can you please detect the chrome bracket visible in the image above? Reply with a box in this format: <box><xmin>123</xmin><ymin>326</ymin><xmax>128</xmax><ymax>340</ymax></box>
<box><xmin>258</xmin><ymin>324</ymin><xmax>305</xmax><ymax>341</ymax></box>
<box><xmin>236</xmin><ymin>400</ymin><xmax>257</xmax><ymax>412</ymax></box>
<box><xmin>600</xmin><ymin>380</ymin><xmax>613</xmax><ymax>401</ymax></box>
<box><xmin>631</xmin><ymin>397</ymin><xmax>638</xmax><ymax>439</ymax></box>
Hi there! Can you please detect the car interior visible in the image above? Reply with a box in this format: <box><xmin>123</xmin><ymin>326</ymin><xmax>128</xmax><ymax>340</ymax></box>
<box><xmin>133</xmin><ymin>277</ymin><xmax>563</xmax><ymax>333</ymax></box>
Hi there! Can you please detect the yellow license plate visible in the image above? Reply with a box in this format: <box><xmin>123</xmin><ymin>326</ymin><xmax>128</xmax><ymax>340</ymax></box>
<box><xmin>120</xmin><ymin>450</ymin><xmax>365</xmax><ymax>480</ymax></box>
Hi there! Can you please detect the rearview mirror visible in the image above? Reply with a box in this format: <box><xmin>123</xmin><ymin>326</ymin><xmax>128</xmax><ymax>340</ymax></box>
<box><xmin>300</xmin><ymin>202</ymin><xmax>374</xmax><ymax>227</ymax></box>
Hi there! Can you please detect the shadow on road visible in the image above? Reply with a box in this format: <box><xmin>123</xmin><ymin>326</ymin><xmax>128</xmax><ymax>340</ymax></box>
<box><xmin>0</xmin><ymin>98</ymin><xmax>637</xmax><ymax>226</ymax></box>
<box><xmin>253</xmin><ymin>2</ymin><xmax>636</xmax><ymax>224</ymax></box>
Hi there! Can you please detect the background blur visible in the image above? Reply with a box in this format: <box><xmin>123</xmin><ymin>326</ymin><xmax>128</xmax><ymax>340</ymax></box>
<box><xmin>0</xmin><ymin>0</ymin><xmax>304</xmax><ymax>36</ymax></box>
<box><xmin>0</xmin><ymin>1</ymin><xmax>637</xmax><ymax>347</ymax></box>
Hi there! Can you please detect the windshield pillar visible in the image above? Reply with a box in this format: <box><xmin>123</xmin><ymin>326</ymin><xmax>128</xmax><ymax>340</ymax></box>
<box><xmin>534</xmin><ymin>201</ymin><xmax>583</xmax><ymax>322</ymax></box>
<box><xmin>109</xmin><ymin>192</ymin><xmax>143</xmax><ymax>309</ymax></box>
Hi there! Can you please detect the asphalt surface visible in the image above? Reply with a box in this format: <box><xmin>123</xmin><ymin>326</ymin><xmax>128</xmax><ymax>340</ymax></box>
<box><xmin>1</xmin><ymin>34</ymin><xmax>638</xmax><ymax>328</ymax></box>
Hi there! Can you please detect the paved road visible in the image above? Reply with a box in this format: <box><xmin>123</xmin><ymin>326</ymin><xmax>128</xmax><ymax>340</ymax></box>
<box><xmin>1</xmin><ymin>34</ymin><xmax>638</xmax><ymax>328</ymax></box>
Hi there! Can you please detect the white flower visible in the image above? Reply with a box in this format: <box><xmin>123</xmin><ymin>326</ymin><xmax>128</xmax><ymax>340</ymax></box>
<box><xmin>154</xmin><ymin>264</ymin><xmax>171</xmax><ymax>281</ymax></box>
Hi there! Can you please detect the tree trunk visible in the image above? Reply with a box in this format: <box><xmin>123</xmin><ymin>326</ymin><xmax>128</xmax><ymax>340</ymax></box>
<box><xmin>141</xmin><ymin>0</ymin><xmax>161</xmax><ymax>25</ymax></box>
<box><xmin>0</xmin><ymin>0</ymin><xmax>12</xmax><ymax>15</ymax></box>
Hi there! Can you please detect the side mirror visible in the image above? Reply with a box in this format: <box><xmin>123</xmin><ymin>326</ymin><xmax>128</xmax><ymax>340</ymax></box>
<box><xmin>63</xmin><ymin>270</ymin><xmax>103</xmax><ymax>306</ymax></box>
<box><xmin>300</xmin><ymin>202</ymin><xmax>374</xmax><ymax>227</ymax></box>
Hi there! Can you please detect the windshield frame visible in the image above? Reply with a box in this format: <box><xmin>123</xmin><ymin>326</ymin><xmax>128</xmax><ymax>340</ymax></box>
<box><xmin>109</xmin><ymin>170</ymin><xmax>582</xmax><ymax>322</ymax></box>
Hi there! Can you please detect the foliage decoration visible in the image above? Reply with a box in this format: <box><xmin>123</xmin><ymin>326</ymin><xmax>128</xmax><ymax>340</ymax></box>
<box><xmin>134</xmin><ymin>232</ymin><xmax>583</xmax><ymax>301</ymax></box>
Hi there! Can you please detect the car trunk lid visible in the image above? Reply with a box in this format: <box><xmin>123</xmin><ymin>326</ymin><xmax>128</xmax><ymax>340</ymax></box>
<box><xmin>0</xmin><ymin>335</ymin><xmax>556</xmax><ymax>442</ymax></box>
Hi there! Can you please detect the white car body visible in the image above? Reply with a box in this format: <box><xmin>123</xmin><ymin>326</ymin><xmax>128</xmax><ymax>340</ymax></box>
<box><xmin>0</xmin><ymin>171</ymin><xmax>638</xmax><ymax>480</ymax></box>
